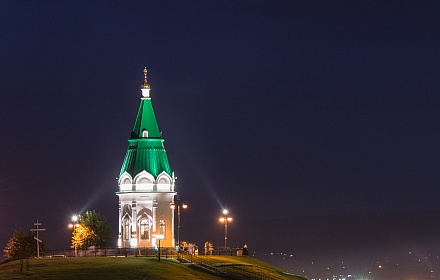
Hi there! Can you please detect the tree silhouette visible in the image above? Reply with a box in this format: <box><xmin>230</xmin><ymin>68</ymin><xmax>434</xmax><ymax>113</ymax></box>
<box><xmin>72</xmin><ymin>210</ymin><xmax>111</xmax><ymax>249</ymax></box>
<box><xmin>3</xmin><ymin>229</ymin><xmax>43</xmax><ymax>260</ymax></box>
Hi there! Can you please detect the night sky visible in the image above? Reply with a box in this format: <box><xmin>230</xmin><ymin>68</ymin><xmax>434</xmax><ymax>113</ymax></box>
<box><xmin>2</xmin><ymin>0</ymin><xmax>440</xmax><ymax>262</ymax></box>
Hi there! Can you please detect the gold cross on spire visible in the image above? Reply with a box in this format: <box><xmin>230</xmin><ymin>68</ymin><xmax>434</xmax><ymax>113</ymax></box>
<box><xmin>142</xmin><ymin>67</ymin><xmax>150</xmax><ymax>89</ymax></box>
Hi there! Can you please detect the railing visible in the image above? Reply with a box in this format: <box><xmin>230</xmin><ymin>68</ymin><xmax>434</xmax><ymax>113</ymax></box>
<box><xmin>43</xmin><ymin>246</ymin><xmax>247</xmax><ymax>258</ymax></box>
<box><xmin>43</xmin><ymin>247</ymin><xmax>178</xmax><ymax>258</ymax></box>
<box><xmin>202</xmin><ymin>247</ymin><xmax>247</xmax><ymax>256</ymax></box>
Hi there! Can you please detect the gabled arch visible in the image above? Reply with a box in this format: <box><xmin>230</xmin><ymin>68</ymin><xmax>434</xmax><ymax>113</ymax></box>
<box><xmin>122</xmin><ymin>204</ymin><xmax>132</xmax><ymax>218</ymax></box>
<box><xmin>134</xmin><ymin>170</ymin><xmax>154</xmax><ymax>191</ymax></box>
<box><xmin>119</xmin><ymin>172</ymin><xmax>133</xmax><ymax>192</ymax></box>
<box><xmin>137</xmin><ymin>207</ymin><xmax>153</xmax><ymax>218</ymax></box>
<box><xmin>156</xmin><ymin>171</ymin><xmax>172</xmax><ymax>191</ymax></box>
<box><xmin>136</xmin><ymin>208</ymin><xmax>153</xmax><ymax>241</ymax></box>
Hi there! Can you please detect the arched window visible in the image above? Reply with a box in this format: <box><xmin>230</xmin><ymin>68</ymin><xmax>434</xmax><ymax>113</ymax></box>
<box><xmin>124</xmin><ymin>219</ymin><xmax>130</xmax><ymax>240</ymax></box>
<box><xmin>142</xmin><ymin>129</ymin><xmax>148</xmax><ymax>138</ymax></box>
<box><xmin>160</xmin><ymin>219</ymin><xmax>166</xmax><ymax>238</ymax></box>
<box><xmin>140</xmin><ymin>219</ymin><xmax>150</xmax><ymax>240</ymax></box>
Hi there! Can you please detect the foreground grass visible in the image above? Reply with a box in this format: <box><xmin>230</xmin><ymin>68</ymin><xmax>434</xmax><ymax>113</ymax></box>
<box><xmin>192</xmin><ymin>256</ymin><xmax>307</xmax><ymax>280</ymax></box>
<box><xmin>0</xmin><ymin>256</ymin><xmax>307</xmax><ymax>280</ymax></box>
<box><xmin>0</xmin><ymin>257</ymin><xmax>224</xmax><ymax>280</ymax></box>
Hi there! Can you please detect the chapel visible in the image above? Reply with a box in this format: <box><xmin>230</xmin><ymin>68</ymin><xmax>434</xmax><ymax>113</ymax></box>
<box><xmin>116</xmin><ymin>68</ymin><xmax>176</xmax><ymax>248</ymax></box>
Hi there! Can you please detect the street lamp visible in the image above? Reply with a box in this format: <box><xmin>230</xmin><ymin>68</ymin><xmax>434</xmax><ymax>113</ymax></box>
<box><xmin>154</xmin><ymin>234</ymin><xmax>164</xmax><ymax>261</ymax></box>
<box><xmin>219</xmin><ymin>209</ymin><xmax>232</xmax><ymax>250</ymax></box>
<box><xmin>68</xmin><ymin>215</ymin><xmax>80</xmax><ymax>257</ymax></box>
<box><xmin>170</xmin><ymin>198</ymin><xmax>187</xmax><ymax>252</ymax></box>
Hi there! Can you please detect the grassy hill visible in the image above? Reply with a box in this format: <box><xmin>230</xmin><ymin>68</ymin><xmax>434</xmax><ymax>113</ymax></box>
<box><xmin>0</xmin><ymin>256</ymin><xmax>307</xmax><ymax>280</ymax></box>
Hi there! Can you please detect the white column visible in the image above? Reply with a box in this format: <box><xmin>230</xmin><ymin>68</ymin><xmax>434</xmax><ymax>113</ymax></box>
<box><xmin>131</xmin><ymin>199</ymin><xmax>138</xmax><ymax>247</ymax></box>
<box><xmin>117</xmin><ymin>199</ymin><xmax>122</xmax><ymax>247</ymax></box>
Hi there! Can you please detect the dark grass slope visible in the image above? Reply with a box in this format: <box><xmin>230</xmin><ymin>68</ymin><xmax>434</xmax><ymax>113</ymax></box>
<box><xmin>0</xmin><ymin>256</ymin><xmax>307</xmax><ymax>280</ymax></box>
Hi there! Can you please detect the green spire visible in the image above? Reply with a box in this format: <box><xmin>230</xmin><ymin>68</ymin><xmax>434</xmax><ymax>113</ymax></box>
<box><xmin>119</xmin><ymin>68</ymin><xmax>172</xmax><ymax>178</ymax></box>
<box><xmin>132</xmin><ymin>99</ymin><xmax>161</xmax><ymax>138</ymax></box>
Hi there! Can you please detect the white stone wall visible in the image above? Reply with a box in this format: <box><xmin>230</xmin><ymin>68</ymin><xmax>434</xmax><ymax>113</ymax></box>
<box><xmin>117</xmin><ymin>170</ymin><xmax>175</xmax><ymax>248</ymax></box>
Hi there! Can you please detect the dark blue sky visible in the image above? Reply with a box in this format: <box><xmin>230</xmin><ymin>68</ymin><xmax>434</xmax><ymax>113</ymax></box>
<box><xmin>1</xmin><ymin>0</ymin><xmax>440</xmax><ymax>252</ymax></box>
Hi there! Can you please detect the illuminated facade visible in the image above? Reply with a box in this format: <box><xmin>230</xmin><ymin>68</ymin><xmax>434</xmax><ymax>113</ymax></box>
<box><xmin>116</xmin><ymin>68</ymin><xmax>176</xmax><ymax>248</ymax></box>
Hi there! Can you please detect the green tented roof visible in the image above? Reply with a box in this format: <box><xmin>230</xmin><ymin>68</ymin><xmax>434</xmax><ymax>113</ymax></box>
<box><xmin>119</xmin><ymin>139</ymin><xmax>171</xmax><ymax>178</ymax></box>
<box><xmin>119</xmin><ymin>98</ymin><xmax>172</xmax><ymax>178</ymax></box>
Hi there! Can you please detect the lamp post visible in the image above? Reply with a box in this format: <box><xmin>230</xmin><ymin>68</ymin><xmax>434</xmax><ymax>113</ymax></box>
<box><xmin>154</xmin><ymin>234</ymin><xmax>164</xmax><ymax>261</ymax></box>
<box><xmin>219</xmin><ymin>209</ymin><xmax>232</xmax><ymax>250</ymax></box>
<box><xmin>170</xmin><ymin>198</ymin><xmax>187</xmax><ymax>252</ymax></box>
<box><xmin>68</xmin><ymin>215</ymin><xmax>80</xmax><ymax>257</ymax></box>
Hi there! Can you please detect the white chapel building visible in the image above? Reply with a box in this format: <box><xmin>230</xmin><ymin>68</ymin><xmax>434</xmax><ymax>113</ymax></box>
<box><xmin>116</xmin><ymin>68</ymin><xmax>176</xmax><ymax>248</ymax></box>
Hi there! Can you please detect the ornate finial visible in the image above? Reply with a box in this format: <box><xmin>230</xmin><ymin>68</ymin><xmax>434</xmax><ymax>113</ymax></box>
<box><xmin>142</xmin><ymin>67</ymin><xmax>150</xmax><ymax>89</ymax></box>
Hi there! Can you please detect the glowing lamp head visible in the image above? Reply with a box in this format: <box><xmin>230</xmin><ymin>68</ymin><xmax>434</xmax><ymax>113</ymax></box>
<box><xmin>72</xmin><ymin>215</ymin><xmax>78</xmax><ymax>222</ymax></box>
<box><xmin>182</xmin><ymin>204</ymin><xmax>188</xmax><ymax>209</ymax></box>
<box><xmin>170</xmin><ymin>204</ymin><xmax>176</xmax><ymax>209</ymax></box>
<box><xmin>154</xmin><ymin>234</ymin><xmax>164</xmax><ymax>240</ymax></box>
<box><xmin>223</xmin><ymin>209</ymin><xmax>229</xmax><ymax>215</ymax></box>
